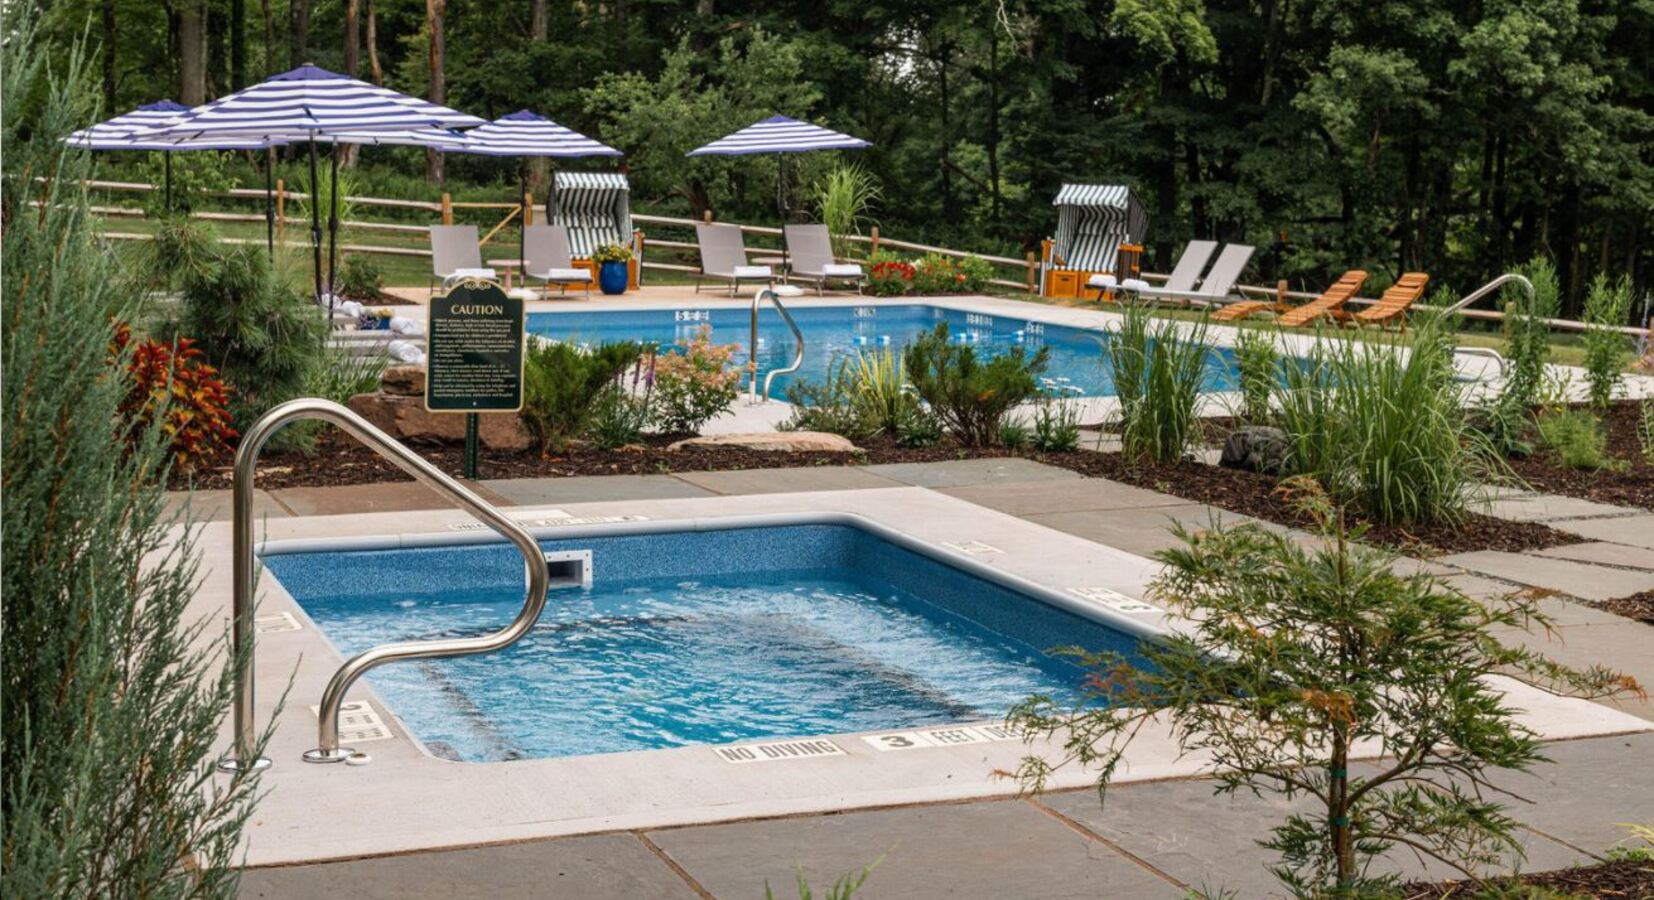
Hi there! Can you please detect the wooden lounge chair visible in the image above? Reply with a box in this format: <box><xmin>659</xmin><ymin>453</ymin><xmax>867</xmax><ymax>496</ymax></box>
<box><xmin>1342</xmin><ymin>272</ymin><xmax>1429</xmax><ymax>329</ymax></box>
<box><xmin>1215</xmin><ymin>270</ymin><xmax>1367</xmax><ymax>323</ymax></box>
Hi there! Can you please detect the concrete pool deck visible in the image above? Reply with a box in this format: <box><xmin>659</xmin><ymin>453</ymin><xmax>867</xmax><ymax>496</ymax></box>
<box><xmin>169</xmin><ymin>458</ymin><xmax>1654</xmax><ymax>895</ymax></box>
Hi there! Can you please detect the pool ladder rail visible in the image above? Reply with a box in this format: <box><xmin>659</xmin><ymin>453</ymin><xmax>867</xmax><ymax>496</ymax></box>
<box><xmin>747</xmin><ymin>283</ymin><xmax>806</xmax><ymax>404</ymax></box>
<box><xmin>217</xmin><ymin>398</ymin><xmax>550</xmax><ymax>772</ymax></box>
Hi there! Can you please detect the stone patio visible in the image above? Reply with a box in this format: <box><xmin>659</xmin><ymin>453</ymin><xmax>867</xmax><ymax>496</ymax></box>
<box><xmin>170</xmin><ymin>458</ymin><xmax>1652</xmax><ymax>898</ymax></box>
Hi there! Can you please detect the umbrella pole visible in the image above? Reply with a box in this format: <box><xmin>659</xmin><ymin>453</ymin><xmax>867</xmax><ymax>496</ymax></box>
<box><xmin>264</xmin><ymin>147</ymin><xmax>275</xmax><ymax>257</ymax></box>
<box><xmin>164</xmin><ymin>153</ymin><xmax>173</xmax><ymax>213</ymax></box>
<box><xmin>307</xmin><ymin>140</ymin><xmax>324</xmax><ymax>310</ymax></box>
<box><xmin>327</xmin><ymin>144</ymin><xmax>340</xmax><ymax>312</ymax></box>
<box><xmin>518</xmin><ymin>166</ymin><xmax>526</xmax><ymax>269</ymax></box>
<box><xmin>776</xmin><ymin>154</ymin><xmax>788</xmax><ymax>274</ymax></box>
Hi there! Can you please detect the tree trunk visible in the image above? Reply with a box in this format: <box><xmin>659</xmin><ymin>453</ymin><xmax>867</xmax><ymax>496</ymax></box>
<box><xmin>986</xmin><ymin>22</ymin><xmax>1002</xmax><ymax>226</ymax></box>
<box><xmin>230</xmin><ymin>0</ymin><xmax>246</xmax><ymax>89</ymax></box>
<box><xmin>261</xmin><ymin>0</ymin><xmax>274</xmax><ymax>77</ymax></box>
<box><xmin>529</xmin><ymin>0</ymin><xmax>549</xmax><ymax>196</ymax></box>
<box><xmin>425</xmin><ymin>0</ymin><xmax>447</xmax><ymax>184</ymax></box>
<box><xmin>344</xmin><ymin>0</ymin><xmax>360</xmax><ymax>77</ymax></box>
<box><xmin>178</xmin><ymin>0</ymin><xmax>207</xmax><ymax>106</ymax></box>
<box><xmin>365</xmin><ymin>0</ymin><xmax>383</xmax><ymax>83</ymax></box>
<box><xmin>937</xmin><ymin>42</ymin><xmax>955</xmax><ymax>222</ymax></box>
<box><xmin>290</xmin><ymin>0</ymin><xmax>310</xmax><ymax>68</ymax></box>
<box><xmin>101</xmin><ymin>0</ymin><xmax>116</xmax><ymax>112</ymax></box>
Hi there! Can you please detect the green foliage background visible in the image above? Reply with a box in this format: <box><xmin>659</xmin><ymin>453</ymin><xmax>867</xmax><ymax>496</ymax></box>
<box><xmin>28</xmin><ymin>0</ymin><xmax>1654</xmax><ymax>313</ymax></box>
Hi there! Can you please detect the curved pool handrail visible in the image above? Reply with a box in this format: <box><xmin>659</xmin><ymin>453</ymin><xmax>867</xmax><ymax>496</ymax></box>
<box><xmin>1442</xmin><ymin>272</ymin><xmax>1533</xmax><ymax>317</ymax></box>
<box><xmin>218</xmin><ymin>397</ymin><xmax>549</xmax><ymax>771</ymax></box>
<box><xmin>749</xmin><ymin>285</ymin><xmax>806</xmax><ymax>403</ymax></box>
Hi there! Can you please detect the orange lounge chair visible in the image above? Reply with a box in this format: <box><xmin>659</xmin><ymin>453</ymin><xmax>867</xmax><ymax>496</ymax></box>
<box><xmin>1213</xmin><ymin>270</ymin><xmax>1367</xmax><ymax>323</ymax></box>
<box><xmin>1342</xmin><ymin>272</ymin><xmax>1429</xmax><ymax>328</ymax></box>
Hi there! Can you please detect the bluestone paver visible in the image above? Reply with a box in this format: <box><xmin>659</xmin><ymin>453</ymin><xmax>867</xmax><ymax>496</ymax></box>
<box><xmin>1551</xmin><ymin>515</ymin><xmax>1654</xmax><ymax>549</ymax></box>
<box><xmin>671</xmin><ymin>465</ymin><xmax>904</xmax><ymax>495</ymax></box>
<box><xmin>862</xmin><ymin>457</ymin><xmax>1083</xmax><ymax>488</ymax></box>
<box><xmin>939</xmin><ymin>478</ymin><xmax>1186</xmax><ymax>517</ymax></box>
<box><xmin>1481</xmin><ymin>489</ymin><xmax>1636</xmax><ymax>523</ymax></box>
<box><xmin>1488</xmin><ymin>624</ymin><xmax>1654</xmax><ymax>721</ymax></box>
<box><xmin>483</xmin><ymin>473</ymin><xmax>713</xmax><ymax>505</ymax></box>
<box><xmin>166</xmin><ymin>488</ymin><xmax>289</xmax><ymax>523</ymax></box>
<box><xmin>1501</xmin><ymin>732</ymin><xmax>1654</xmax><ymax>854</ymax></box>
<box><xmin>238</xmin><ymin>833</ymin><xmax>699</xmax><ymax>900</ymax></box>
<box><xmin>268</xmin><ymin>479</ymin><xmax>513</xmax><ymax>517</ymax></box>
<box><xmin>649</xmin><ymin>799</ymin><xmax>1183</xmax><ymax>899</ymax></box>
<box><xmin>1025</xmin><ymin>504</ymin><xmax>1268</xmax><ymax>558</ymax></box>
<box><xmin>1436</xmin><ymin>551</ymin><xmax>1654</xmax><ymax>602</ymax></box>
<box><xmin>1535</xmin><ymin>542</ymin><xmax>1654</xmax><ymax>571</ymax></box>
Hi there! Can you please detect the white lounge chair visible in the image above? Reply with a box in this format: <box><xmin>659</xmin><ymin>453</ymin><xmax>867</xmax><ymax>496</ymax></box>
<box><xmin>1108</xmin><ymin>241</ymin><xmax>1252</xmax><ymax>307</ymax></box>
<box><xmin>523</xmin><ymin>224</ymin><xmax>592</xmax><ymax>298</ymax></box>
<box><xmin>429</xmin><ymin>225</ymin><xmax>495</xmax><ymax>293</ymax></box>
<box><xmin>694</xmin><ymin>223</ymin><xmax>773</xmax><ymax>296</ymax></box>
<box><xmin>783</xmin><ymin>224</ymin><xmax>864</xmax><ymax>294</ymax></box>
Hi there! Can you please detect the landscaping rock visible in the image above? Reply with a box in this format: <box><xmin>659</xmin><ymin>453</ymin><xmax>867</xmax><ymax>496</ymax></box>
<box><xmin>667</xmin><ymin>432</ymin><xmax>859</xmax><ymax>453</ymax></box>
<box><xmin>1220</xmin><ymin>425</ymin><xmax>1291</xmax><ymax>475</ymax></box>
<box><xmin>347</xmin><ymin>365</ymin><xmax>530</xmax><ymax>451</ymax></box>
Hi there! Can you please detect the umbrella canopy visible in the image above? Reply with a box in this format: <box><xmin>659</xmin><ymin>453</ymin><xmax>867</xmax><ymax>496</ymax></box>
<box><xmin>685</xmin><ymin>115</ymin><xmax>870</xmax><ymax>156</ymax></box>
<box><xmin>67</xmin><ymin>100</ymin><xmax>279</xmax><ymax>151</ymax></box>
<box><xmin>456</xmin><ymin>110</ymin><xmax>621</xmax><ymax>158</ymax></box>
<box><xmin>138</xmin><ymin>65</ymin><xmax>484</xmax><ymax>140</ymax></box>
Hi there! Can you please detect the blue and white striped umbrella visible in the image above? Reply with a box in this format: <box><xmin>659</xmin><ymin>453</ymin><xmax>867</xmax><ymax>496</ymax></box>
<box><xmin>456</xmin><ymin>110</ymin><xmax>621</xmax><ymax>158</ymax></box>
<box><xmin>67</xmin><ymin>101</ymin><xmax>281</xmax><ymax>150</ymax></box>
<box><xmin>685</xmin><ymin>115</ymin><xmax>870</xmax><ymax>156</ymax></box>
<box><xmin>137</xmin><ymin>64</ymin><xmax>484</xmax><ymax>139</ymax></box>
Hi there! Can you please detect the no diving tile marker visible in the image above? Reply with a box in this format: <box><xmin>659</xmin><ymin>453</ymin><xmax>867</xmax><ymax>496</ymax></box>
<box><xmin>943</xmin><ymin>540</ymin><xmax>1002</xmax><ymax>556</ymax></box>
<box><xmin>254</xmin><ymin>611</ymin><xmax>302</xmax><ymax>634</ymax></box>
<box><xmin>714</xmin><ymin>738</ymin><xmax>846</xmax><ymax>764</ymax></box>
<box><xmin>1070</xmin><ymin>586</ymin><xmax>1161</xmax><ymax>614</ymax></box>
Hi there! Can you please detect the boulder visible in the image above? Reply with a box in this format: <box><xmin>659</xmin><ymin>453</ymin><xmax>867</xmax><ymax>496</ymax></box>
<box><xmin>667</xmin><ymin>431</ymin><xmax>860</xmax><ymax>453</ymax></box>
<box><xmin>1220</xmin><ymin>425</ymin><xmax>1291</xmax><ymax>475</ymax></box>
<box><xmin>348</xmin><ymin>365</ymin><xmax>530</xmax><ymax>451</ymax></box>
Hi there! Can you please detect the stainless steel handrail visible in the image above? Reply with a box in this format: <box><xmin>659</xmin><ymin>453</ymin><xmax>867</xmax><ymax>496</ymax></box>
<box><xmin>748</xmin><ymin>285</ymin><xmax>805</xmax><ymax>404</ymax></box>
<box><xmin>1443</xmin><ymin>272</ymin><xmax>1533</xmax><ymax>316</ymax></box>
<box><xmin>217</xmin><ymin>398</ymin><xmax>549</xmax><ymax>771</ymax></box>
<box><xmin>1453</xmin><ymin>346</ymin><xmax>1509</xmax><ymax>381</ymax></box>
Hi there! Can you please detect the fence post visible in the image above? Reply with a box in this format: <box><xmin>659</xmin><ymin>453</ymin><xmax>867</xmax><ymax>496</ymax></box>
<box><xmin>1276</xmin><ymin>279</ymin><xmax>1287</xmax><ymax>308</ymax></box>
<box><xmin>703</xmin><ymin>209</ymin><xmax>713</xmax><ymax>224</ymax></box>
<box><xmin>1025</xmin><ymin>251</ymin><xmax>1038</xmax><ymax>294</ymax></box>
<box><xmin>870</xmin><ymin>225</ymin><xmax>880</xmax><ymax>258</ymax></box>
<box><xmin>523</xmin><ymin>192</ymin><xmax>533</xmax><ymax>227</ymax></box>
<box><xmin>274</xmin><ymin>179</ymin><xmax>285</xmax><ymax>246</ymax></box>
<box><xmin>441</xmin><ymin>193</ymin><xmax>454</xmax><ymax>225</ymax></box>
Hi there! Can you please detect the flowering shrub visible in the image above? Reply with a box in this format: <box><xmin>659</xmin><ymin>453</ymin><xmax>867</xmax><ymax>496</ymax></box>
<box><xmin>591</xmin><ymin>242</ymin><xmax>633</xmax><ymax>264</ymax></box>
<box><xmin>654</xmin><ymin>324</ymin><xmax>741</xmax><ymax>433</ymax></box>
<box><xmin>957</xmin><ymin>255</ymin><xmax>994</xmax><ymax>292</ymax></box>
<box><xmin>912</xmin><ymin>253</ymin><xmax>963</xmax><ymax>295</ymax></box>
<box><xmin>112</xmin><ymin>324</ymin><xmax>237</xmax><ymax>470</ymax></box>
<box><xmin>868</xmin><ymin>253</ymin><xmax>915</xmax><ymax>297</ymax></box>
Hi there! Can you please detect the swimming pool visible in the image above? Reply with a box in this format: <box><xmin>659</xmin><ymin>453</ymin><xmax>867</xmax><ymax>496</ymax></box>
<box><xmin>526</xmin><ymin>304</ymin><xmax>1242</xmax><ymax>397</ymax></box>
<box><xmin>265</xmin><ymin>523</ymin><xmax>1149</xmax><ymax>762</ymax></box>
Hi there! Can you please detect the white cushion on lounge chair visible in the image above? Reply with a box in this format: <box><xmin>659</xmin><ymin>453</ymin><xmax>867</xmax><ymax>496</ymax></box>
<box><xmin>1087</xmin><ymin>274</ymin><xmax>1118</xmax><ymax>288</ymax></box>
<box><xmin>336</xmin><ymin>300</ymin><xmax>364</xmax><ymax>317</ymax></box>
<box><xmin>387</xmin><ymin>340</ymin><xmax>425</xmax><ymax>364</ymax></box>
<box><xmin>732</xmin><ymin>265</ymin><xmax>773</xmax><ymax>279</ymax></box>
<box><xmin>388</xmin><ymin>316</ymin><xmax>421</xmax><ymax>335</ymax></box>
<box><xmin>822</xmin><ymin>263</ymin><xmax>864</xmax><ymax>277</ymax></box>
<box><xmin>1120</xmin><ymin>278</ymin><xmax>1150</xmax><ymax>291</ymax></box>
<box><xmin>537</xmin><ymin>267</ymin><xmax>590</xmax><ymax>281</ymax></box>
<box><xmin>447</xmin><ymin>267</ymin><xmax>496</xmax><ymax>281</ymax></box>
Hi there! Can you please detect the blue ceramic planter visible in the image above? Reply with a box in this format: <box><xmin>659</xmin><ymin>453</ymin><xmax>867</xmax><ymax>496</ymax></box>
<box><xmin>599</xmin><ymin>261</ymin><xmax>628</xmax><ymax>295</ymax></box>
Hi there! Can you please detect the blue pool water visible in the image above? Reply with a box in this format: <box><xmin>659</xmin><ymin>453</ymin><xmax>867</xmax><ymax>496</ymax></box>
<box><xmin>266</xmin><ymin>525</ymin><xmax>1146</xmax><ymax>761</ymax></box>
<box><xmin>527</xmin><ymin>304</ymin><xmax>1242</xmax><ymax>397</ymax></box>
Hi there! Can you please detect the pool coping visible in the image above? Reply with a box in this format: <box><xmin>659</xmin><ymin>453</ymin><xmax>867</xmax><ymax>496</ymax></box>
<box><xmin>202</xmin><ymin>487</ymin><xmax>1650</xmax><ymax>867</ymax></box>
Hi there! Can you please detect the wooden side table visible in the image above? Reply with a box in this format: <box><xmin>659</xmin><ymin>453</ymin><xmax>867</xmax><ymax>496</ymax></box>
<box><xmin>487</xmin><ymin>258</ymin><xmax>526</xmax><ymax>291</ymax></box>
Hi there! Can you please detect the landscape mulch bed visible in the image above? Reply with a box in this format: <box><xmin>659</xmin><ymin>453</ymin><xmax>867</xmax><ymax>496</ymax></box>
<box><xmin>174</xmin><ymin>433</ymin><xmax>1572</xmax><ymax>555</ymax></box>
<box><xmin>1596</xmin><ymin>589</ymin><xmax>1654</xmax><ymax>625</ymax></box>
<box><xmin>1507</xmin><ymin>401</ymin><xmax>1654</xmax><ymax>511</ymax></box>
<box><xmin>1403</xmin><ymin>857</ymin><xmax>1654</xmax><ymax>899</ymax></box>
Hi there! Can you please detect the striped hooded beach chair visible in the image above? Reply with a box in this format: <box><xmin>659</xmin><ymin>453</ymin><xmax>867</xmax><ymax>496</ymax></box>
<box><xmin>1043</xmin><ymin>184</ymin><xmax>1148</xmax><ymax>294</ymax></box>
<box><xmin>551</xmin><ymin>171</ymin><xmax>641</xmax><ymax>274</ymax></box>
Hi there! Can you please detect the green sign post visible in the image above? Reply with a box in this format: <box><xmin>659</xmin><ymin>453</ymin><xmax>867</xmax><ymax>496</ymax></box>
<box><xmin>424</xmin><ymin>279</ymin><xmax>525</xmax><ymax>478</ymax></box>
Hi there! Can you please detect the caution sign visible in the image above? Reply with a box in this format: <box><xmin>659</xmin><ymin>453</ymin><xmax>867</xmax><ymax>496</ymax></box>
<box><xmin>424</xmin><ymin>279</ymin><xmax>525</xmax><ymax>412</ymax></box>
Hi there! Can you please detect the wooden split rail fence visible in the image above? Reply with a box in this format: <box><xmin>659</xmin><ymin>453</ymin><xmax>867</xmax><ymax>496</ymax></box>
<box><xmin>74</xmin><ymin>179</ymin><xmax>1647</xmax><ymax>338</ymax></box>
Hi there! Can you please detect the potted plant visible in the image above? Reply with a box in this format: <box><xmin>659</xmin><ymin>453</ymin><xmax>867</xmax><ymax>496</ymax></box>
<box><xmin>591</xmin><ymin>243</ymin><xmax>633</xmax><ymax>295</ymax></box>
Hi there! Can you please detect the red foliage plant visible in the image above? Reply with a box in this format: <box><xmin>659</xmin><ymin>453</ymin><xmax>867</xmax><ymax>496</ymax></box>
<box><xmin>111</xmin><ymin>323</ymin><xmax>237</xmax><ymax>469</ymax></box>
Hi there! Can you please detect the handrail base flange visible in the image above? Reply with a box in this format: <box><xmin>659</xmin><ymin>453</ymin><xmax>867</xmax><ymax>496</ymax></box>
<box><xmin>216</xmin><ymin>756</ymin><xmax>273</xmax><ymax>773</ymax></box>
<box><xmin>302</xmin><ymin>747</ymin><xmax>356</xmax><ymax>764</ymax></box>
